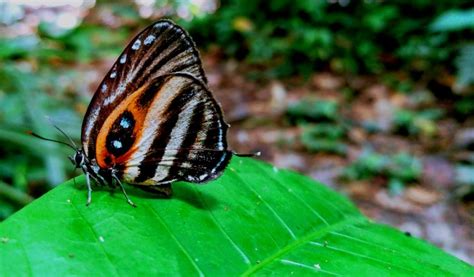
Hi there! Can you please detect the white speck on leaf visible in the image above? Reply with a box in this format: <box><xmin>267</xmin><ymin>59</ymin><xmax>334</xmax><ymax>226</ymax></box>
<box><xmin>67</xmin><ymin>199</ymin><xmax>71</xmax><ymax>203</ymax></box>
<box><xmin>99</xmin><ymin>236</ymin><xmax>105</xmax><ymax>242</ymax></box>
<box><xmin>314</xmin><ymin>264</ymin><xmax>321</xmax><ymax>270</ymax></box>
<box><xmin>273</xmin><ymin>166</ymin><xmax>279</xmax><ymax>173</ymax></box>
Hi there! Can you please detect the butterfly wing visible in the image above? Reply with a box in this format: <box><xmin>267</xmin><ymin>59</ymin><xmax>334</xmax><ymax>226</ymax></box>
<box><xmin>93</xmin><ymin>73</ymin><xmax>231</xmax><ymax>186</ymax></box>
<box><xmin>82</xmin><ymin>20</ymin><xmax>207</xmax><ymax>159</ymax></box>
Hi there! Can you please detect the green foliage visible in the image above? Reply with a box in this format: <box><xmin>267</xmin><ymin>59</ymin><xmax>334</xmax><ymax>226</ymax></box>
<box><xmin>0</xmin><ymin>157</ymin><xmax>472</xmax><ymax>275</ymax></box>
<box><xmin>285</xmin><ymin>98</ymin><xmax>347</xmax><ymax>154</ymax></box>
<box><xmin>455</xmin><ymin>43</ymin><xmax>474</xmax><ymax>88</ymax></box>
<box><xmin>455</xmin><ymin>96</ymin><xmax>474</xmax><ymax>116</ymax></box>
<box><xmin>0</xmin><ymin>19</ymin><xmax>131</xmax><ymax>219</ymax></box>
<box><xmin>187</xmin><ymin>1</ymin><xmax>470</xmax><ymax>77</ymax></box>
<box><xmin>0</xmin><ymin>36</ymin><xmax>39</xmax><ymax>59</ymax></box>
<box><xmin>455</xmin><ymin>165</ymin><xmax>474</xmax><ymax>201</ymax></box>
<box><xmin>37</xmin><ymin>23</ymin><xmax>129</xmax><ymax>62</ymax></box>
<box><xmin>0</xmin><ymin>64</ymin><xmax>74</xmax><ymax>220</ymax></box>
<box><xmin>430</xmin><ymin>8</ymin><xmax>474</xmax><ymax>31</ymax></box>
<box><xmin>301</xmin><ymin>124</ymin><xmax>347</xmax><ymax>155</ymax></box>
<box><xmin>430</xmin><ymin>8</ymin><xmax>474</xmax><ymax>91</ymax></box>
<box><xmin>343</xmin><ymin>150</ymin><xmax>422</xmax><ymax>190</ymax></box>
<box><xmin>286</xmin><ymin>98</ymin><xmax>339</xmax><ymax>123</ymax></box>
<box><xmin>456</xmin><ymin>165</ymin><xmax>474</xmax><ymax>186</ymax></box>
<box><xmin>393</xmin><ymin>108</ymin><xmax>443</xmax><ymax>137</ymax></box>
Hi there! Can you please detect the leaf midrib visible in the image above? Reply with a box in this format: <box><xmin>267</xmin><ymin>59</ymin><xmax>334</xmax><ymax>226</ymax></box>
<box><xmin>242</xmin><ymin>216</ymin><xmax>368</xmax><ymax>275</ymax></box>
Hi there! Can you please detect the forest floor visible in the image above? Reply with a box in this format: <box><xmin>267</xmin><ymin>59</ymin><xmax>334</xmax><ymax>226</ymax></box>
<box><xmin>196</xmin><ymin>51</ymin><xmax>474</xmax><ymax>264</ymax></box>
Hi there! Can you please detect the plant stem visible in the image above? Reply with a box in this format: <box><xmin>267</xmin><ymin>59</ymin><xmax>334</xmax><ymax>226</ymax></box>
<box><xmin>0</xmin><ymin>180</ymin><xmax>34</xmax><ymax>206</ymax></box>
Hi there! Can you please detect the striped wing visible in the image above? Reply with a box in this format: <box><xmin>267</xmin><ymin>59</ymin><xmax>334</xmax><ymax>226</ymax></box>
<box><xmin>82</xmin><ymin>20</ymin><xmax>206</xmax><ymax>159</ymax></box>
<box><xmin>94</xmin><ymin>73</ymin><xmax>231</xmax><ymax>186</ymax></box>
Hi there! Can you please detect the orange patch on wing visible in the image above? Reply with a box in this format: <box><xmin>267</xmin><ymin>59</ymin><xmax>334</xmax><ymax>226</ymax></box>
<box><xmin>96</xmin><ymin>85</ymin><xmax>151</xmax><ymax>168</ymax></box>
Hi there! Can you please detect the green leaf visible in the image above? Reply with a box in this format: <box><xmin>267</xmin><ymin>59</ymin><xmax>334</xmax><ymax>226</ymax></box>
<box><xmin>0</xmin><ymin>157</ymin><xmax>472</xmax><ymax>275</ymax></box>
<box><xmin>455</xmin><ymin>44</ymin><xmax>474</xmax><ymax>88</ymax></box>
<box><xmin>286</xmin><ymin>98</ymin><xmax>339</xmax><ymax>123</ymax></box>
<box><xmin>430</xmin><ymin>8</ymin><xmax>474</xmax><ymax>32</ymax></box>
<box><xmin>0</xmin><ymin>36</ymin><xmax>39</xmax><ymax>59</ymax></box>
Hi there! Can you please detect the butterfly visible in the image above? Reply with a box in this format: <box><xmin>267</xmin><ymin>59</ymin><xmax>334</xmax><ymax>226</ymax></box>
<box><xmin>35</xmin><ymin>20</ymin><xmax>254</xmax><ymax>206</ymax></box>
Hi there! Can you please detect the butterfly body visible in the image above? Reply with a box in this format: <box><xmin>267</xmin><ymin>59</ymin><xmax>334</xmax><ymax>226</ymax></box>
<box><xmin>69</xmin><ymin>20</ymin><xmax>234</xmax><ymax>206</ymax></box>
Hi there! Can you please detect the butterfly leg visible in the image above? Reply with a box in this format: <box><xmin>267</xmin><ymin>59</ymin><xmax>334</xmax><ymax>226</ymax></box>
<box><xmin>85</xmin><ymin>172</ymin><xmax>93</xmax><ymax>206</ymax></box>
<box><xmin>112</xmin><ymin>174</ymin><xmax>136</xmax><ymax>207</ymax></box>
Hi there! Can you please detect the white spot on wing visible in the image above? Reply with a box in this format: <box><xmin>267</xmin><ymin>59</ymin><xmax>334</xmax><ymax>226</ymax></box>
<box><xmin>120</xmin><ymin>118</ymin><xmax>131</xmax><ymax>128</ymax></box>
<box><xmin>117</xmin><ymin>83</ymin><xmax>126</xmax><ymax>94</ymax></box>
<box><xmin>154</xmin><ymin>22</ymin><xmax>168</xmax><ymax>29</ymax></box>
<box><xmin>113</xmin><ymin>140</ymin><xmax>122</xmax><ymax>149</ymax></box>
<box><xmin>132</xmin><ymin>39</ymin><xmax>141</xmax><ymax>50</ymax></box>
<box><xmin>211</xmin><ymin>153</ymin><xmax>227</xmax><ymax>174</ymax></box>
<box><xmin>144</xmin><ymin>35</ymin><xmax>156</xmax><ymax>45</ymax></box>
<box><xmin>110</xmin><ymin>71</ymin><xmax>116</xmax><ymax>78</ymax></box>
<box><xmin>101</xmin><ymin>84</ymin><xmax>107</xmax><ymax>93</ymax></box>
<box><xmin>120</xmin><ymin>54</ymin><xmax>127</xmax><ymax>64</ymax></box>
<box><xmin>217</xmin><ymin>120</ymin><xmax>224</xmax><ymax>149</ymax></box>
<box><xmin>199</xmin><ymin>173</ymin><xmax>208</xmax><ymax>181</ymax></box>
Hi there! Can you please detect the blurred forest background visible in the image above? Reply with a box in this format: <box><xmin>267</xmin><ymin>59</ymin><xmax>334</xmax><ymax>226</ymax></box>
<box><xmin>0</xmin><ymin>0</ymin><xmax>473</xmax><ymax>264</ymax></box>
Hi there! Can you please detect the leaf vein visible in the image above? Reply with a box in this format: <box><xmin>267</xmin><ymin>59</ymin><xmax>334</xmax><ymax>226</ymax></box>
<box><xmin>242</xmin><ymin>216</ymin><xmax>367</xmax><ymax>275</ymax></box>
<box><xmin>231</xmin><ymin>169</ymin><xmax>297</xmax><ymax>240</ymax></box>
<box><xmin>280</xmin><ymin>259</ymin><xmax>341</xmax><ymax>276</ymax></box>
<box><xmin>70</xmin><ymin>201</ymin><xmax>120</xmax><ymax>276</ymax></box>
<box><xmin>252</xmin><ymin>163</ymin><xmax>330</xmax><ymax>226</ymax></box>
<box><xmin>145</xmin><ymin>203</ymin><xmax>205</xmax><ymax>276</ymax></box>
<box><xmin>310</xmin><ymin>241</ymin><xmax>414</xmax><ymax>273</ymax></box>
<box><xmin>191</xmin><ymin>186</ymin><xmax>251</xmax><ymax>265</ymax></box>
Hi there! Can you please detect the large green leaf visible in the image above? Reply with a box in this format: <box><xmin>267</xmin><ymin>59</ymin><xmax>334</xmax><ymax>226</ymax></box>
<box><xmin>0</xmin><ymin>157</ymin><xmax>472</xmax><ymax>275</ymax></box>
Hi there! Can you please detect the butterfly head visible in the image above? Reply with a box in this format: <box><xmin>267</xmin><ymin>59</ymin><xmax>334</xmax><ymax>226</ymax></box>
<box><xmin>69</xmin><ymin>149</ymin><xmax>85</xmax><ymax>169</ymax></box>
<box><xmin>30</xmin><ymin>125</ymin><xmax>87</xmax><ymax>169</ymax></box>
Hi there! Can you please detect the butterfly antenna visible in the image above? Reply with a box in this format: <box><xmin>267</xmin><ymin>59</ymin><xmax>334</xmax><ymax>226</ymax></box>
<box><xmin>45</xmin><ymin>117</ymin><xmax>78</xmax><ymax>149</ymax></box>
<box><xmin>29</xmin><ymin>131</ymin><xmax>77</xmax><ymax>151</ymax></box>
<box><xmin>234</xmin><ymin>151</ymin><xmax>261</xmax><ymax>158</ymax></box>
